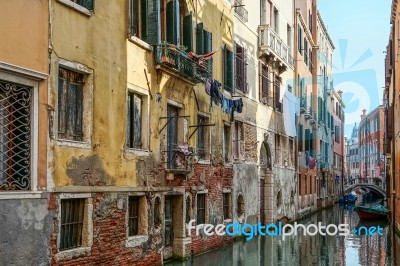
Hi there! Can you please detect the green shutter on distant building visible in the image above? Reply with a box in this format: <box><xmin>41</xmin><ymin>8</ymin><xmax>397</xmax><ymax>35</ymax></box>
<box><xmin>166</xmin><ymin>0</ymin><xmax>179</xmax><ymax>45</ymax></box>
<box><xmin>183</xmin><ymin>14</ymin><xmax>193</xmax><ymax>51</ymax></box>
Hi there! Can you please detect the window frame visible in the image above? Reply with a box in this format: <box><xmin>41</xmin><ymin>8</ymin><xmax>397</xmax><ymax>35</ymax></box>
<box><xmin>55</xmin><ymin>60</ymin><xmax>93</xmax><ymax>149</ymax></box>
<box><xmin>223</xmin><ymin>192</ymin><xmax>231</xmax><ymax>220</ymax></box>
<box><xmin>58</xmin><ymin>0</ymin><xmax>94</xmax><ymax>16</ymax></box>
<box><xmin>196</xmin><ymin>193</ymin><xmax>206</xmax><ymax>224</ymax></box>
<box><xmin>0</xmin><ymin>71</ymin><xmax>39</xmax><ymax>195</ymax></box>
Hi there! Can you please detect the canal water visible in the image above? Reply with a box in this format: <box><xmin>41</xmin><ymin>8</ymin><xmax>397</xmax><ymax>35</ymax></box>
<box><xmin>167</xmin><ymin>204</ymin><xmax>400</xmax><ymax>266</ymax></box>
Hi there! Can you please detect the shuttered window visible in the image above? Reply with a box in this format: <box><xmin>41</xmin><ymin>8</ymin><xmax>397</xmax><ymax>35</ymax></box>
<box><xmin>129</xmin><ymin>0</ymin><xmax>159</xmax><ymax>44</ymax></box>
<box><xmin>166</xmin><ymin>0</ymin><xmax>180</xmax><ymax>45</ymax></box>
<box><xmin>274</xmin><ymin>76</ymin><xmax>282</xmax><ymax>112</ymax></box>
<box><xmin>196</xmin><ymin>23</ymin><xmax>213</xmax><ymax>74</ymax></box>
<box><xmin>259</xmin><ymin>62</ymin><xmax>269</xmax><ymax>102</ymax></box>
<box><xmin>183</xmin><ymin>14</ymin><xmax>193</xmax><ymax>51</ymax></box>
<box><xmin>298</xmin><ymin>124</ymin><xmax>303</xmax><ymax>152</ymax></box>
<box><xmin>235</xmin><ymin>43</ymin><xmax>247</xmax><ymax>93</ymax></box>
<box><xmin>127</xmin><ymin>92</ymin><xmax>142</xmax><ymax>149</ymax></box>
<box><xmin>223</xmin><ymin>46</ymin><xmax>233</xmax><ymax>91</ymax></box>
<box><xmin>298</xmin><ymin>25</ymin><xmax>303</xmax><ymax>54</ymax></box>
<box><xmin>305</xmin><ymin>129</ymin><xmax>311</xmax><ymax>152</ymax></box>
<box><xmin>128</xmin><ymin>196</ymin><xmax>140</xmax><ymax>236</ymax></box>
<box><xmin>58</xmin><ymin>68</ymin><xmax>84</xmax><ymax>141</ymax></box>
<box><xmin>304</xmin><ymin>39</ymin><xmax>308</xmax><ymax>65</ymax></box>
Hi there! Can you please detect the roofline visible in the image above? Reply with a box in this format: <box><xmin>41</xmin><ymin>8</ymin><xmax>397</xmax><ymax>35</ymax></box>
<box><xmin>359</xmin><ymin>105</ymin><xmax>384</xmax><ymax>124</ymax></box>
<box><xmin>317</xmin><ymin>11</ymin><xmax>335</xmax><ymax>49</ymax></box>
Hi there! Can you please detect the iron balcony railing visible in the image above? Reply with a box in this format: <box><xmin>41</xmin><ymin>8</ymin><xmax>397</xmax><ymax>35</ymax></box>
<box><xmin>258</xmin><ymin>24</ymin><xmax>294</xmax><ymax>69</ymax></box>
<box><xmin>153</xmin><ymin>44</ymin><xmax>212</xmax><ymax>83</ymax></box>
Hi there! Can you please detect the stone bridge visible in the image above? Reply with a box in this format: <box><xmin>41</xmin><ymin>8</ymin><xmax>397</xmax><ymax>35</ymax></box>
<box><xmin>344</xmin><ymin>183</ymin><xmax>387</xmax><ymax>199</ymax></box>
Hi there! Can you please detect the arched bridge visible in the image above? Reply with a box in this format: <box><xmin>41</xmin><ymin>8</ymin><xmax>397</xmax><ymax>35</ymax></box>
<box><xmin>344</xmin><ymin>183</ymin><xmax>387</xmax><ymax>199</ymax></box>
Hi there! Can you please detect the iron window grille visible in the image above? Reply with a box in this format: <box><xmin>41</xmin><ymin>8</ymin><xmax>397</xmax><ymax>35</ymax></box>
<box><xmin>0</xmin><ymin>80</ymin><xmax>32</xmax><ymax>191</ymax></box>
<box><xmin>128</xmin><ymin>196</ymin><xmax>140</xmax><ymax>236</ymax></box>
<box><xmin>58</xmin><ymin>68</ymin><xmax>84</xmax><ymax>141</ymax></box>
<box><xmin>60</xmin><ymin>198</ymin><xmax>85</xmax><ymax>251</ymax></box>
<box><xmin>237</xmin><ymin>195</ymin><xmax>244</xmax><ymax>216</ymax></box>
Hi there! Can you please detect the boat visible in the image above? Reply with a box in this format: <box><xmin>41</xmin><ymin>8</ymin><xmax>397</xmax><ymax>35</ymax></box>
<box><xmin>339</xmin><ymin>192</ymin><xmax>357</xmax><ymax>204</ymax></box>
<box><xmin>354</xmin><ymin>204</ymin><xmax>389</xmax><ymax>220</ymax></box>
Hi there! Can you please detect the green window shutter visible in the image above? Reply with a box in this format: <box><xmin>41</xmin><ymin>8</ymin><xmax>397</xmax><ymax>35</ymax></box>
<box><xmin>299</xmin><ymin>124</ymin><xmax>303</xmax><ymax>152</ymax></box>
<box><xmin>129</xmin><ymin>0</ymin><xmax>138</xmax><ymax>36</ymax></box>
<box><xmin>142</xmin><ymin>0</ymin><xmax>160</xmax><ymax>44</ymax></box>
<box><xmin>204</xmin><ymin>30</ymin><xmax>213</xmax><ymax>73</ymax></box>
<box><xmin>77</xmin><ymin>0</ymin><xmax>94</xmax><ymax>10</ymax></box>
<box><xmin>166</xmin><ymin>0</ymin><xmax>180</xmax><ymax>45</ymax></box>
<box><xmin>196</xmin><ymin>23</ymin><xmax>204</xmax><ymax>54</ymax></box>
<box><xmin>183</xmin><ymin>14</ymin><xmax>193</xmax><ymax>51</ymax></box>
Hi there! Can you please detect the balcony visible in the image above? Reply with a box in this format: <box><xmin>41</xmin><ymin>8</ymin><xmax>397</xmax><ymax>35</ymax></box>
<box><xmin>258</xmin><ymin>24</ymin><xmax>294</xmax><ymax>72</ymax></box>
<box><xmin>153</xmin><ymin>44</ymin><xmax>212</xmax><ymax>83</ymax></box>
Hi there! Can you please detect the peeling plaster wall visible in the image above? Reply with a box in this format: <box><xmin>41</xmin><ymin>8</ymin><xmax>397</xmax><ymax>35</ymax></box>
<box><xmin>0</xmin><ymin>198</ymin><xmax>54</xmax><ymax>266</ymax></box>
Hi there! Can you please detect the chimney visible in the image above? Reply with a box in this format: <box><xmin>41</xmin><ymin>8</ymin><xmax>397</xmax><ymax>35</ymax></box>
<box><xmin>361</xmin><ymin>109</ymin><xmax>367</xmax><ymax>119</ymax></box>
<box><xmin>337</xmin><ymin>90</ymin><xmax>343</xmax><ymax>97</ymax></box>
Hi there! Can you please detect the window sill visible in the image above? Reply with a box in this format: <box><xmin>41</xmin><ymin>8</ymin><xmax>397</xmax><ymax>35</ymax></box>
<box><xmin>197</xmin><ymin>159</ymin><xmax>210</xmax><ymax>165</ymax></box>
<box><xmin>57</xmin><ymin>0</ymin><xmax>93</xmax><ymax>16</ymax></box>
<box><xmin>125</xmin><ymin>148</ymin><xmax>150</xmax><ymax>157</ymax></box>
<box><xmin>125</xmin><ymin>235</ymin><xmax>148</xmax><ymax>248</ymax></box>
<box><xmin>55</xmin><ymin>247</ymin><xmax>91</xmax><ymax>262</ymax></box>
<box><xmin>0</xmin><ymin>191</ymin><xmax>44</xmax><ymax>200</ymax></box>
<box><xmin>56</xmin><ymin>139</ymin><xmax>92</xmax><ymax>149</ymax></box>
<box><xmin>128</xmin><ymin>36</ymin><xmax>153</xmax><ymax>52</ymax></box>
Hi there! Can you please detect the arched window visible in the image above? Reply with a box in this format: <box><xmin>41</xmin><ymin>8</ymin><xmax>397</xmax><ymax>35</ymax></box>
<box><xmin>260</xmin><ymin>142</ymin><xmax>272</xmax><ymax>170</ymax></box>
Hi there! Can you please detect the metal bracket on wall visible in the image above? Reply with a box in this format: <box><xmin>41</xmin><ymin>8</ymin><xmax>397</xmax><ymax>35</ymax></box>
<box><xmin>159</xmin><ymin>115</ymin><xmax>190</xmax><ymax>133</ymax></box>
<box><xmin>188</xmin><ymin>123</ymin><xmax>216</xmax><ymax>140</ymax></box>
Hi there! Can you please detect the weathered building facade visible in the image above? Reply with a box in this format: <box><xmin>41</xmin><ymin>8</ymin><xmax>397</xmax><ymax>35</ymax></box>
<box><xmin>347</xmin><ymin>123</ymin><xmax>361</xmax><ymax>184</ymax></box>
<box><xmin>332</xmin><ymin>90</ymin><xmax>345</xmax><ymax>200</ymax></box>
<box><xmin>0</xmin><ymin>1</ymin><xmax>51</xmax><ymax>265</ymax></box>
<box><xmin>358</xmin><ymin>107</ymin><xmax>384</xmax><ymax>185</ymax></box>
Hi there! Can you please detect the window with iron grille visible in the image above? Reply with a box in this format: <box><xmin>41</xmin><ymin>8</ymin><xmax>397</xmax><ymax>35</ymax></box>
<box><xmin>128</xmin><ymin>196</ymin><xmax>140</xmax><ymax>236</ymax></box>
<box><xmin>58</xmin><ymin>68</ymin><xmax>84</xmax><ymax>141</ymax></box>
<box><xmin>235</xmin><ymin>43</ymin><xmax>247</xmax><ymax>93</ymax></box>
<box><xmin>197</xmin><ymin>115</ymin><xmax>207</xmax><ymax>159</ymax></box>
<box><xmin>60</xmin><ymin>198</ymin><xmax>85</xmax><ymax>251</ymax></box>
<box><xmin>0</xmin><ymin>80</ymin><xmax>32</xmax><ymax>191</ymax></box>
<box><xmin>196</xmin><ymin>193</ymin><xmax>206</xmax><ymax>224</ymax></box>
<box><xmin>127</xmin><ymin>92</ymin><xmax>142</xmax><ymax>149</ymax></box>
<box><xmin>223</xmin><ymin>192</ymin><xmax>231</xmax><ymax>220</ymax></box>
<box><xmin>71</xmin><ymin>0</ymin><xmax>94</xmax><ymax>10</ymax></box>
<box><xmin>233</xmin><ymin>121</ymin><xmax>243</xmax><ymax>160</ymax></box>
<box><xmin>259</xmin><ymin>62</ymin><xmax>269</xmax><ymax>104</ymax></box>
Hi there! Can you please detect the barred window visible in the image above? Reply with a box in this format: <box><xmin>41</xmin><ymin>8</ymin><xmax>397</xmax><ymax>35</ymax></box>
<box><xmin>237</xmin><ymin>194</ymin><xmax>244</xmax><ymax>217</ymax></box>
<box><xmin>235</xmin><ymin>43</ymin><xmax>247</xmax><ymax>93</ymax></box>
<box><xmin>128</xmin><ymin>196</ymin><xmax>140</xmax><ymax>236</ymax></box>
<box><xmin>197</xmin><ymin>194</ymin><xmax>206</xmax><ymax>224</ymax></box>
<box><xmin>0</xmin><ymin>80</ymin><xmax>32</xmax><ymax>191</ymax></box>
<box><xmin>58</xmin><ymin>68</ymin><xmax>84</xmax><ymax>141</ymax></box>
<box><xmin>197</xmin><ymin>115</ymin><xmax>208</xmax><ymax>160</ymax></box>
<box><xmin>60</xmin><ymin>198</ymin><xmax>85</xmax><ymax>251</ymax></box>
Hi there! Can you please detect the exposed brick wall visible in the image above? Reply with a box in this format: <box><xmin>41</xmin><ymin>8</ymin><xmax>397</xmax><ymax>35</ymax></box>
<box><xmin>49</xmin><ymin>193</ymin><xmax>162</xmax><ymax>266</ymax></box>
<box><xmin>243</xmin><ymin>123</ymin><xmax>258</xmax><ymax>163</ymax></box>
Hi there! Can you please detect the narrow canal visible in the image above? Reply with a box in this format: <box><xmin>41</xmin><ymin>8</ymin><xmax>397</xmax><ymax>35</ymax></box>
<box><xmin>167</xmin><ymin>204</ymin><xmax>400</xmax><ymax>266</ymax></box>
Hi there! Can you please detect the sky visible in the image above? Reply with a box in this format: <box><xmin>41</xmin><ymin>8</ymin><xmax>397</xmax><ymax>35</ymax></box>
<box><xmin>318</xmin><ymin>0</ymin><xmax>392</xmax><ymax>137</ymax></box>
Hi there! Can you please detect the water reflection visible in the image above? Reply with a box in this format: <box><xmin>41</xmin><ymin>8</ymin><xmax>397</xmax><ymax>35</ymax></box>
<box><xmin>167</xmin><ymin>205</ymin><xmax>400</xmax><ymax>266</ymax></box>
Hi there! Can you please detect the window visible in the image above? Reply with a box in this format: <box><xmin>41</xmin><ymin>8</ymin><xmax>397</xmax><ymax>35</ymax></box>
<box><xmin>298</xmin><ymin>25</ymin><xmax>303</xmax><ymax>54</ymax></box>
<box><xmin>235</xmin><ymin>43</ymin><xmax>247</xmax><ymax>93</ymax></box>
<box><xmin>273</xmin><ymin>8</ymin><xmax>279</xmax><ymax>33</ymax></box>
<box><xmin>224</xmin><ymin>125</ymin><xmax>231</xmax><ymax>163</ymax></box>
<box><xmin>259</xmin><ymin>62</ymin><xmax>269</xmax><ymax>104</ymax></box>
<box><xmin>60</xmin><ymin>198</ymin><xmax>85</xmax><ymax>250</ymax></box>
<box><xmin>298</xmin><ymin>124</ymin><xmax>303</xmax><ymax>152</ymax></box>
<box><xmin>196</xmin><ymin>23</ymin><xmax>213</xmax><ymax>73</ymax></box>
<box><xmin>304</xmin><ymin>39</ymin><xmax>308</xmax><ymax>65</ymax></box>
<box><xmin>237</xmin><ymin>194</ymin><xmax>244</xmax><ymax>217</ymax></box>
<box><xmin>128</xmin><ymin>196</ymin><xmax>140</xmax><ymax>236</ymax></box>
<box><xmin>223</xmin><ymin>45</ymin><xmax>234</xmax><ymax>91</ymax></box>
<box><xmin>0</xmin><ymin>80</ymin><xmax>32</xmax><ymax>191</ymax></box>
<box><xmin>276</xmin><ymin>191</ymin><xmax>281</xmax><ymax>209</ymax></box>
<box><xmin>197</xmin><ymin>115</ymin><xmax>208</xmax><ymax>160</ymax></box>
<box><xmin>223</xmin><ymin>192</ymin><xmax>231</xmax><ymax>220</ymax></box>
<box><xmin>335</xmin><ymin>126</ymin><xmax>340</xmax><ymax>143</ymax></box>
<box><xmin>154</xmin><ymin>197</ymin><xmax>161</xmax><ymax>227</ymax></box>
<box><xmin>167</xmin><ymin>105</ymin><xmax>179</xmax><ymax>169</ymax></box>
<box><xmin>72</xmin><ymin>0</ymin><xmax>93</xmax><ymax>10</ymax></box>
<box><xmin>127</xmin><ymin>92</ymin><xmax>142</xmax><ymax>149</ymax></box>
<box><xmin>275</xmin><ymin>134</ymin><xmax>281</xmax><ymax>164</ymax></box>
<box><xmin>233</xmin><ymin>121</ymin><xmax>243</xmax><ymax>160</ymax></box>
<box><xmin>274</xmin><ymin>76</ymin><xmax>282</xmax><ymax>112</ymax></box>
<box><xmin>129</xmin><ymin>0</ymin><xmax>159</xmax><ymax>44</ymax></box>
<box><xmin>185</xmin><ymin>196</ymin><xmax>191</xmax><ymax>223</ymax></box>
<box><xmin>58</xmin><ymin>68</ymin><xmax>84</xmax><ymax>141</ymax></box>
<box><xmin>287</xmin><ymin>25</ymin><xmax>292</xmax><ymax>51</ymax></box>
<box><xmin>197</xmin><ymin>193</ymin><xmax>206</xmax><ymax>224</ymax></box>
